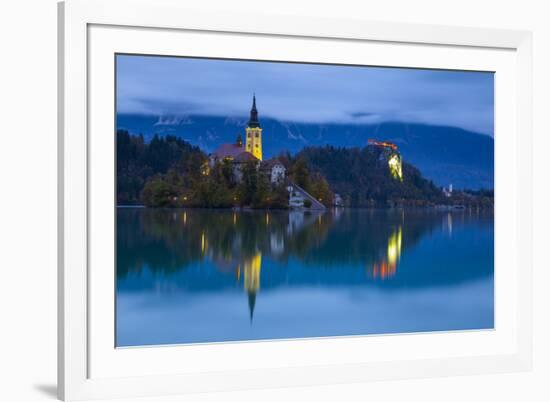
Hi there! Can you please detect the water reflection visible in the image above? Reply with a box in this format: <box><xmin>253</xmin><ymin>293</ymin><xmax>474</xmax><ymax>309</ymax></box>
<box><xmin>370</xmin><ymin>226</ymin><xmax>402</xmax><ymax>280</ymax></box>
<box><xmin>116</xmin><ymin>208</ymin><xmax>494</xmax><ymax>346</ymax></box>
<box><xmin>243</xmin><ymin>252</ymin><xmax>262</xmax><ymax>321</ymax></box>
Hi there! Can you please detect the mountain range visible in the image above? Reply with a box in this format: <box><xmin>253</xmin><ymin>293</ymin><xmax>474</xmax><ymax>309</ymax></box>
<box><xmin>117</xmin><ymin>114</ymin><xmax>494</xmax><ymax>190</ymax></box>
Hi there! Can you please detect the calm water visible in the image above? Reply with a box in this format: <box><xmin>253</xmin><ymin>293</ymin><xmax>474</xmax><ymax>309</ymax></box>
<box><xmin>116</xmin><ymin>208</ymin><xmax>494</xmax><ymax>347</ymax></box>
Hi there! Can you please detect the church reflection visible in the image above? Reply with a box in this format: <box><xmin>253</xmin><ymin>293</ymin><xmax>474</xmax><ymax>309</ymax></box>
<box><xmin>241</xmin><ymin>252</ymin><xmax>262</xmax><ymax>321</ymax></box>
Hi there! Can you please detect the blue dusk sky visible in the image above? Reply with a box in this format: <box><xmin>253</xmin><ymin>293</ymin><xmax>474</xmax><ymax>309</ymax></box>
<box><xmin>116</xmin><ymin>54</ymin><xmax>494</xmax><ymax>136</ymax></box>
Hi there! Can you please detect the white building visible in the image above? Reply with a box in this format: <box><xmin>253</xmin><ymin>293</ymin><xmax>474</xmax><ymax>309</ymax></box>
<box><xmin>443</xmin><ymin>184</ymin><xmax>453</xmax><ymax>198</ymax></box>
<box><xmin>270</xmin><ymin>162</ymin><xmax>285</xmax><ymax>184</ymax></box>
<box><xmin>261</xmin><ymin>158</ymin><xmax>286</xmax><ymax>184</ymax></box>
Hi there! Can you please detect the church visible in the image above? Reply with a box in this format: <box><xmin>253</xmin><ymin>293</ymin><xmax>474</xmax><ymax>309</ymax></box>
<box><xmin>209</xmin><ymin>95</ymin><xmax>286</xmax><ymax>185</ymax></box>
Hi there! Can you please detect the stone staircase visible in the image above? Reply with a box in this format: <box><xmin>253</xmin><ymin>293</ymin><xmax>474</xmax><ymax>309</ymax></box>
<box><xmin>287</xmin><ymin>182</ymin><xmax>326</xmax><ymax>210</ymax></box>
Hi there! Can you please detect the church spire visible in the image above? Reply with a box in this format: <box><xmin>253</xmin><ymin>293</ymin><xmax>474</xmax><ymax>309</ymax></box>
<box><xmin>248</xmin><ymin>94</ymin><xmax>260</xmax><ymax>128</ymax></box>
<box><xmin>245</xmin><ymin>94</ymin><xmax>263</xmax><ymax>160</ymax></box>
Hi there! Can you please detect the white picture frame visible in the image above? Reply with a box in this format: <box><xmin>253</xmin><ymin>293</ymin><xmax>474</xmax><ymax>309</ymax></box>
<box><xmin>58</xmin><ymin>0</ymin><xmax>533</xmax><ymax>400</ymax></box>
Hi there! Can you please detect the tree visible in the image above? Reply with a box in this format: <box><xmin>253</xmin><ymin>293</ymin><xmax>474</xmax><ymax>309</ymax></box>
<box><xmin>310</xmin><ymin>174</ymin><xmax>332</xmax><ymax>206</ymax></box>
<box><xmin>141</xmin><ymin>176</ymin><xmax>179</xmax><ymax>207</ymax></box>
<box><xmin>237</xmin><ymin>161</ymin><xmax>259</xmax><ymax>206</ymax></box>
<box><xmin>117</xmin><ymin>130</ymin><xmax>206</xmax><ymax>205</ymax></box>
<box><xmin>291</xmin><ymin>156</ymin><xmax>310</xmax><ymax>190</ymax></box>
<box><xmin>268</xmin><ymin>183</ymin><xmax>290</xmax><ymax>209</ymax></box>
<box><xmin>220</xmin><ymin>158</ymin><xmax>235</xmax><ymax>188</ymax></box>
<box><xmin>253</xmin><ymin>171</ymin><xmax>270</xmax><ymax>207</ymax></box>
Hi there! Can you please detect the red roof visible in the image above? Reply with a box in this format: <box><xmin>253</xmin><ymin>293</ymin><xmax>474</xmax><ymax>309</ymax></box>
<box><xmin>213</xmin><ymin>143</ymin><xmax>244</xmax><ymax>159</ymax></box>
<box><xmin>212</xmin><ymin>143</ymin><xmax>258</xmax><ymax>163</ymax></box>
<box><xmin>234</xmin><ymin>151</ymin><xmax>259</xmax><ymax>163</ymax></box>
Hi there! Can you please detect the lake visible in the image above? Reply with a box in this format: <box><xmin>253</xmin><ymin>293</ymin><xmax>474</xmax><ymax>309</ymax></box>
<box><xmin>116</xmin><ymin>207</ymin><xmax>494</xmax><ymax>347</ymax></box>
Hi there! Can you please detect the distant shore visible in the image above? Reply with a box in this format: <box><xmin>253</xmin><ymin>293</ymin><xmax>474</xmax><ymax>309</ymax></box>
<box><xmin>116</xmin><ymin>204</ymin><xmax>493</xmax><ymax>211</ymax></box>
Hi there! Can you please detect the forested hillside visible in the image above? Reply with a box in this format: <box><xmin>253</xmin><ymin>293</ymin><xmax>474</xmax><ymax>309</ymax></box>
<box><xmin>295</xmin><ymin>146</ymin><xmax>443</xmax><ymax>207</ymax></box>
<box><xmin>117</xmin><ymin>130</ymin><xmax>206</xmax><ymax>204</ymax></box>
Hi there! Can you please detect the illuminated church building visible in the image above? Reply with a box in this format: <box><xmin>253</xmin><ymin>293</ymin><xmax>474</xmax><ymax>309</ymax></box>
<box><xmin>209</xmin><ymin>95</ymin><xmax>286</xmax><ymax>184</ymax></box>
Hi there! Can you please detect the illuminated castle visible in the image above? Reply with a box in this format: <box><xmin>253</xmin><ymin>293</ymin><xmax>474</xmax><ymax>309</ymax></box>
<box><xmin>367</xmin><ymin>139</ymin><xmax>403</xmax><ymax>181</ymax></box>
<box><xmin>245</xmin><ymin>95</ymin><xmax>263</xmax><ymax>161</ymax></box>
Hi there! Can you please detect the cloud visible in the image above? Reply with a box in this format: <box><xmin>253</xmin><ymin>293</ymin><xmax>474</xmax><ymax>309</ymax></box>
<box><xmin>116</xmin><ymin>55</ymin><xmax>494</xmax><ymax>136</ymax></box>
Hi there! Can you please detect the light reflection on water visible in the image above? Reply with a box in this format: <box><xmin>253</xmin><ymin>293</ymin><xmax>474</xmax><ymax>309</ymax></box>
<box><xmin>116</xmin><ymin>208</ymin><xmax>493</xmax><ymax>347</ymax></box>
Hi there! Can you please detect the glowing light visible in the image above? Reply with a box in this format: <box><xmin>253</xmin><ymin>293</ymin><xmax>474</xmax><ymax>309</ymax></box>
<box><xmin>388</xmin><ymin>154</ymin><xmax>403</xmax><ymax>181</ymax></box>
<box><xmin>183</xmin><ymin>212</ymin><xmax>187</xmax><ymax>225</ymax></box>
<box><xmin>368</xmin><ymin>139</ymin><xmax>398</xmax><ymax>151</ymax></box>
<box><xmin>200</xmin><ymin>161</ymin><xmax>210</xmax><ymax>176</ymax></box>
<box><xmin>201</xmin><ymin>232</ymin><xmax>206</xmax><ymax>254</ymax></box>
<box><xmin>372</xmin><ymin>261</ymin><xmax>394</xmax><ymax>280</ymax></box>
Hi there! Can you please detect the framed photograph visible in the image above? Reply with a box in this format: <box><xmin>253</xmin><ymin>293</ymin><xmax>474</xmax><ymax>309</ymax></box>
<box><xmin>58</xmin><ymin>0</ymin><xmax>533</xmax><ymax>400</ymax></box>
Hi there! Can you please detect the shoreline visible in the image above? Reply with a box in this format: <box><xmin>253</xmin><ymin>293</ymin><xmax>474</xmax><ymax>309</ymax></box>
<box><xmin>116</xmin><ymin>204</ymin><xmax>493</xmax><ymax>212</ymax></box>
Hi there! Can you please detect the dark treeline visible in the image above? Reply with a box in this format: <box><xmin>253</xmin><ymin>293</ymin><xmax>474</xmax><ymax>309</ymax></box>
<box><xmin>117</xmin><ymin>130</ymin><xmax>329</xmax><ymax>208</ymax></box>
<box><xmin>117</xmin><ymin>131</ymin><xmax>491</xmax><ymax>208</ymax></box>
<box><xmin>117</xmin><ymin>130</ymin><xmax>206</xmax><ymax>205</ymax></box>
<box><xmin>117</xmin><ymin>130</ymin><xmax>289</xmax><ymax>208</ymax></box>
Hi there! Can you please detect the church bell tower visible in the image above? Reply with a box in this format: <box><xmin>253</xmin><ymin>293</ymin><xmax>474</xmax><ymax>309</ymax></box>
<box><xmin>245</xmin><ymin>95</ymin><xmax>263</xmax><ymax>161</ymax></box>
